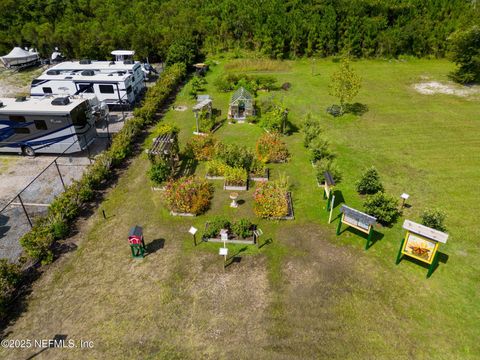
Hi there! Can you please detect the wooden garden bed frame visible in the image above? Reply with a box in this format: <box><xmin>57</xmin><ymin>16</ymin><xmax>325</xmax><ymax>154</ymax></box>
<box><xmin>249</xmin><ymin>168</ymin><xmax>269</xmax><ymax>182</ymax></box>
<box><xmin>270</xmin><ymin>192</ymin><xmax>295</xmax><ymax>220</ymax></box>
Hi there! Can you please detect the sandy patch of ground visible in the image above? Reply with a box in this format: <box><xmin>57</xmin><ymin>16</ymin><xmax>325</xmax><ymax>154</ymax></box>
<box><xmin>414</xmin><ymin>81</ymin><xmax>480</xmax><ymax>97</ymax></box>
<box><xmin>0</xmin><ymin>67</ymin><xmax>44</xmax><ymax>97</ymax></box>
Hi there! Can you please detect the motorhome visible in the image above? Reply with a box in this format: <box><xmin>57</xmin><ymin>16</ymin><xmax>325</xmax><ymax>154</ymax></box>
<box><xmin>0</xmin><ymin>96</ymin><xmax>100</xmax><ymax>155</ymax></box>
<box><xmin>30</xmin><ymin>71</ymin><xmax>138</xmax><ymax>107</ymax></box>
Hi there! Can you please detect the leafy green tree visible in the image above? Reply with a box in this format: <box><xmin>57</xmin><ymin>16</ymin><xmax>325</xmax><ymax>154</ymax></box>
<box><xmin>166</xmin><ymin>39</ymin><xmax>197</xmax><ymax>66</ymax></box>
<box><xmin>449</xmin><ymin>26</ymin><xmax>480</xmax><ymax>84</ymax></box>
<box><xmin>356</xmin><ymin>166</ymin><xmax>384</xmax><ymax>195</ymax></box>
<box><xmin>421</xmin><ymin>208</ymin><xmax>447</xmax><ymax>232</ymax></box>
<box><xmin>329</xmin><ymin>57</ymin><xmax>362</xmax><ymax>114</ymax></box>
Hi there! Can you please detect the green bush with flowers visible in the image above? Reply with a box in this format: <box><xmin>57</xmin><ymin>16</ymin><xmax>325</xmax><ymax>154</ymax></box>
<box><xmin>253</xmin><ymin>178</ymin><xmax>289</xmax><ymax>218</ymax></box>
<box><xmin>255</xmin><ymin>132</ymin><xmax>289</xmax><ymax>163</ymax></box>
<box><xmin>164</xmin><ymin>176</ymin><xmax>214</xmax><ymax>215</ymax></box>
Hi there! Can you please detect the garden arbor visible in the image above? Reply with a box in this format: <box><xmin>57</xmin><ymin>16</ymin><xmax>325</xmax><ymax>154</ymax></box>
<box><xmin>228</xmin><ymin>87</ymin><xmax>254</xmax><ymax>121</ymax></box>
<box><xmin>149</xmin><ymin>132</ymin><xmax>179</xmax><ymax>170</ymax></box>
<box><xmin>192</xmin><ymin>95</ymin><xmax>212</xmax><ymax>134</ymax></box>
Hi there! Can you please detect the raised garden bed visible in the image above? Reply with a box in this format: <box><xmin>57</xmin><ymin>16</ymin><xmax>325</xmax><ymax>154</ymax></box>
<box><xmin>203</xmin><ymin>222</ymin><xmax>256</xmax><ymax>244</ymax></box>
<box><xmin>205</xmin><ymin>174</ymin><xmax>225</xmax><ymax>180</ymax></box>
<box><xmin>270</xmin><ymin>192</ymin><xmax>295</xmax><ymax>220</ymax></box>
<box><xmin>249</xmin><ymin>168</ymin><xmax>269</xmax><ymax>182</ymax></box>
<box><xmin>224</xmin><ymin>181</ymin><xmax>248</xmax><ymax>191</ymax></box>
<box><xmin>170</xmin><ymin>211</ymin><xmax>196</xmax><ymax>217</ymax></box>
<box><xmin>151</xmin><ymin>186</ymin><xmax>167</xmax><ymax>191</ymax></box>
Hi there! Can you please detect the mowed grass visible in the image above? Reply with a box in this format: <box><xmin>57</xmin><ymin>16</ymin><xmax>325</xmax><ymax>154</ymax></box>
<box><xmin>1</xmin><ymin>57</ymin><xmax>479</xmax><ymax>359</ymax></box>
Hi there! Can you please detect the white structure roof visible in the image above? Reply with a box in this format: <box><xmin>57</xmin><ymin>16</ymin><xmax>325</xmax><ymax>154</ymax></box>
<box><xmin>46</xmin><ymin>60</ymin><xmax>139</xmax><ymax>74</ymax></box>
<box><xmin>403</xmin><ymin>220</ymin><xmax>449</xmax><ymax>244</ymax></box>
<box><xmin>111</xmin><ymin>50</ymin><xmax>135</xmax><ymax>56</ymax></box>
<box><xmin>193</xmin><ymin>99</ymin><xmax>212</xmax><ymax>111</ymax></box>
<box><xmin>36</xmin><ymin>71</ymin><xmax>132</xmax><ymax>82</ymax></box>
<box><xmin>0</xmin><ymin>96</ymin><xmax>87</xmax><ymax>115</ymax></box>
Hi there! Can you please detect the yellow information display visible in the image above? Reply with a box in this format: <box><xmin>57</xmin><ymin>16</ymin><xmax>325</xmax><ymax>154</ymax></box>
<box><xmin>397</xmin><ymin>219</ymin><xmax>449</xmax><ymax>278</ymax></box>
<box><xmin>401</xmin><ymin>232</ymin><xmax>438</xmax><ymax>265</ymax></box>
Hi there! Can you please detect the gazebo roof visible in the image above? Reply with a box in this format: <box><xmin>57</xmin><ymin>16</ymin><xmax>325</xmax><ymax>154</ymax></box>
<box><xmin>230</xmin><ymin>87</ymin><xmax>253</xmax><ymax>104</ymax></box>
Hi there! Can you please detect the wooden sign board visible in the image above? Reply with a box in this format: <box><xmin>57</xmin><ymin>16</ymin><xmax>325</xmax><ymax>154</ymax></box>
<box><xmin>323</xmin><ymin>171</ymin><xmax>335</xmax><ymax>198</ymax></box>
<box><xmin>337</xmin><ymin>205</ymin><xmax>377</xmax><ymax>250</ymax></box>
<box><xmin>397</xmin><ymin>220</ymin><xmax>449</xmax><ymax>278</ymax></box>
<box><xmin>339</xmin><ymin>205</ymin><xmax>376</xmax><ymax>235</ymax></box>
<box><xmin>219</xmin><ymin>247</ymin><xmax>228</xmax><ymax>256</ymax></box>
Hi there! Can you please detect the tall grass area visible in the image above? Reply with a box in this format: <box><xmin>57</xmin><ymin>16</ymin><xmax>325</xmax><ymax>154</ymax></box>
<box><xmin>1</xmin><ymin>57</ymin><xmax>479</xmax><ymax>359</ymax></box>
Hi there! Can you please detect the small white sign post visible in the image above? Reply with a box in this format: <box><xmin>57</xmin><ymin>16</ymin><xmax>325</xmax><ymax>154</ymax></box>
<box><xmin>400</xmin><ymin>193</ymin><xmax>410</xmax><ymax>208</ymax></box>
<box><xmin>189</xmin><ymin>226</ymin><xmax>198</xmax><ymax>246</ymax></box>
<box><xmin>328</xmin><ymin>195</ymin><xmax>335</xmax><ymax>224</ymax></box>
<box><xmin>220</xmin><ymin>229</ymin><xmax>229</xmax><ymax>268</ymax></box>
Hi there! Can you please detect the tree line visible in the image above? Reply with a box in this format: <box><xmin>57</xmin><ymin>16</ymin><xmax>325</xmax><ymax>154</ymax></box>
<box><xmin>0</xmin><ymin>0</ymin><xmax>478</xmax><ymax>62</ymax></box>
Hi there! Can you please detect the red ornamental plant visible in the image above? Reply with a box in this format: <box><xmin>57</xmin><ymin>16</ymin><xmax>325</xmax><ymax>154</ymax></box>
<box><xmin>255</xmin><ymin>132</ymin><xmax>289</xmax><ymax>163</ymax></box>
<box><xmin>164</xmin><ymin>176</ymin><xmax>214</xmax><ymax>215</ymax></box>
<box><xmin>253</xmin><ymin>180</ymin><xmax>288</xmax><ymax>218</ymax></box>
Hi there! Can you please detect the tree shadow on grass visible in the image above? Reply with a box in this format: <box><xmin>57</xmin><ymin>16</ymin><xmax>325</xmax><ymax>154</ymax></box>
<box><xmin>146</xmin><ymin>238</ymin><xmax>165</xmax><ymax>255</ymax></box>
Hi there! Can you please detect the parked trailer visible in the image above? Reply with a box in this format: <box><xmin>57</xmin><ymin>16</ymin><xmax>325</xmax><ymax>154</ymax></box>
<box><xmin>30</xmin><ymin>71</ymin><xmax>138</xmax><ymax>107</ymax></box>
<box><xmin>0</xmin><ymin>96</ymin><xmax>99</xmax><ymax>155</ymax></box>
<box><xmin>44</xmin><ymin>59</ymin><xmax>146</xmax><ymax>95</ymax></box>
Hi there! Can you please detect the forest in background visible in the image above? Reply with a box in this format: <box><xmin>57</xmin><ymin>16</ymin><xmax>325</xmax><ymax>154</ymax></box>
<box><xmin>0</xmin><ymin>0</ymin><xmax>478</xmax><ymax>61</ymax></box>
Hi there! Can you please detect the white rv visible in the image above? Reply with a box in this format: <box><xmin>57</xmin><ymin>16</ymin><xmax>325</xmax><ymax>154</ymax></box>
<box><xmin>30</xmin><ymin>71</ymin><xmax>138</xmax><ymax>107</ymax></box>
<box><xmin>0</xmin><ymin>96</ymin><xmax>99</xmax><ymax>155</ymax></box>
<box><xmin>43</xmin><ymin>58</ymin><xmax>146</xmax><ymax>95</ymax></box>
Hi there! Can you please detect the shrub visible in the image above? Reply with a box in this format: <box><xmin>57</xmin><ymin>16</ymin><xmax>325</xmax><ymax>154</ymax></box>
<box><xmin>185</xmin><ymin>135</ymin><xmax>217</xmax><ymax>161</ymax></box>
<box><xmin>256</xmin><ymin>132</ymin><xmax>289</xmax><ymax>163</ymax></box>
<box><xmin>148</xmin><ymin>161</ymin><xmax>172</xmax><ymax>185</ymax></box>
<box><xmin>363</xmin><ymin>192</ymin><xmax>400</xmax><ymax>226</ymax></box>
<box><xmin>259</xmin><ymin>106</ymin><xmax>288</xmax><ymax>133</ymax></box>
<box><xmin>19</xmin><ymin>217</ymin><xmax>55</xmax><ymax>264</ymax></box>
<box><xmin>198</xmin><ymin>110</ymin><xmax>216</xmax><ymax>133</ymax></box>
<box><xmin>164</xmin><ymin>176</ymin><xmax>214</xmax><ymax>215</ymax></box>
<box><xmin>421</xmin><ymin>208</ymin><xmax>447</xmax><ymax>232</ymax></box>
<box><xmin>309</xmin><ymin>136</ymin><xmax>333</xmax><ymax>163</ymax></box>
<box><xmin>0</xmin><ymin>259</ymin><xmax>22</xmax><ymax>319</ymax></box>
<box><xmin>205</xmin><ymin>160</ymin><xmax>229</xmax><ymax>177</ymax></box>
<box><xmin>302</xmin><ymin>114</ymin><xmax>323</xmax><ymax>148</ymax></box>
<box><xmin>315</xmin><ymin>159</ymin><xmax>342</xmax><ymax>184</ymax></box>
<box><xmin>189</xmin><ymin>75</ymin><xmax>207</xmax><ymax>98</ymax></box>
<box><xmin>214</xmin><ymin>73</ymin><xmax>276</xmax><ymax>94</ymax></box>
<box><xmin>214</xmin><ymin>143</ymin><xmax>254</xmax><ymax>170</ymax></box>
<box><xmin>204</xmin><ymin>216</ymin><xmax>231</xmax><ymax>238</ymax></box>
<box><xmin>232</xmin><ymin>219</ymin><xmax>253</xmax><ymax>238</ymax></box>
<box><xmin>224</xmin><ymin>167</ymin><xmax>247</xmax><ymax>186</ymax></box>
<box><xmin>253</xmin><ymin>179</ymin><xmax>289</xmax><ymax>218</ymax></box>
<box><xmin>356</xmin><ymin>166</ymin><xmax>384</xmax><ymax>195</ymax></box>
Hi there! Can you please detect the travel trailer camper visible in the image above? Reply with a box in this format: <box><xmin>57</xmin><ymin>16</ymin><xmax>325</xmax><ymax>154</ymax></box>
<box><xmin>30</xmin><ymin>70</ymin><xmax>138</xmax><ymax>107</ymax></box>
<box><xmin>0</xmin><ymin>96</ymin><xmax>100</xmax><ymax>155</ymax></box>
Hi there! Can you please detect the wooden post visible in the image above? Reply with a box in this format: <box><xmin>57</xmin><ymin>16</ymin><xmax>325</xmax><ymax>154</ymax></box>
<box><xmin>328</xmin><ymin>195</ymin><xmax>335</xmax><ymax>224</ymax></box>
<box><xmin>427</xmin><ymin>251</ymin><xmax>439</xmax><ymax>278</ymax></box>
<box><xmin>396</xmin><ymin>237</ymin><xmax>405</xmax><ymax>265</ymax></box>
<box><xmin>366</xmin><ymin>227</ymin><xmax>373</xmax><ymax>250</ymax></box>
<box><xmin>336</xmin><ymin>216</ymin><xmax>342</xmax><ymax>235</ymax></box>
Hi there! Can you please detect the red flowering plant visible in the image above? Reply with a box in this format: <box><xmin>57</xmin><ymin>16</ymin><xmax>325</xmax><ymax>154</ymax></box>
<box><xmin>164</xmin><ymin>176</ymin><xmax>214</xmax><ymax>215</ymax></box>
<box><xmin>255</xmin><ymin>131</ymin><xmax>289</xmax><ymax>163</ymax></box>
<box><xmin>253</xmin><ymin>177</ymin><xmax>289</xmax><ymax>218</ymax></box>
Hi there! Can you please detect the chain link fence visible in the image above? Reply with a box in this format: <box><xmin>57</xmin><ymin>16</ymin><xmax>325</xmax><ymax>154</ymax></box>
<box><xmin>0</xmin><ymin>135</ymin><xmax>111</xmax><ymax>262</ymax></box>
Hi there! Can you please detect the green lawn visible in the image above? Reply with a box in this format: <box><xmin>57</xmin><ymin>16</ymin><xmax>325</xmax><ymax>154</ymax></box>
<box><xmin>2</xmin><ymin>57</ymin><xmax>479</xmax><ymax>359</ymax></box>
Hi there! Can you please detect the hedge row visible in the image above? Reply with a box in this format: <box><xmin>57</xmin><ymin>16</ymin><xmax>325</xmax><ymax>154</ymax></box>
<box><xmin>0</xmin><ymin>63</ymin><xmax>186</xmax><ymax>319</ymax></box>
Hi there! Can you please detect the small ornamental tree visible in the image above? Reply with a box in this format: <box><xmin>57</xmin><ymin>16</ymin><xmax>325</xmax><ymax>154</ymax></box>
<box><xmin>356</xmin><ymin>166</ymin><xmax>384</xmax><ymax>195</ymax></box>
<box><xmin>363</xmin><ymin>192</ymin><xmax>400</xmax><ymax>226</ymax></box>
<box><xmin>260</xmin><ymin>106</ymin><xmax>288</xmax><ymax>134</ymax></box>
<box><xmin>164</xmin><ymin>176</ymin><xmax>214</xmax><ymax>215</ymax></box>
<box><xmin>328</xmin><ymin>57</ymin><xmax>362</xmax><ymax>115</ymax></box>
<box><xmin>315</xmin><ymin>158</ymin><xmax>342</xmax><ymax>184</ymax></box>
<box><xmin>421</xmin><ymin>208</ymin><xmax>447</xmax><ymax>232</ymax></box>
<box><xmin>302</xmin><ymin>114</ymin><xmax>323</xmax><ymax>148</ymax></box>
<box><xmin>256</xmin><ymin>132</ymin><xmax>289</xmax><ymax>163</ymax></box>
<box><xmin>253</xmin><ymin>179</ymin><xmax>289</xmax><ymax>218</ymax></box>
